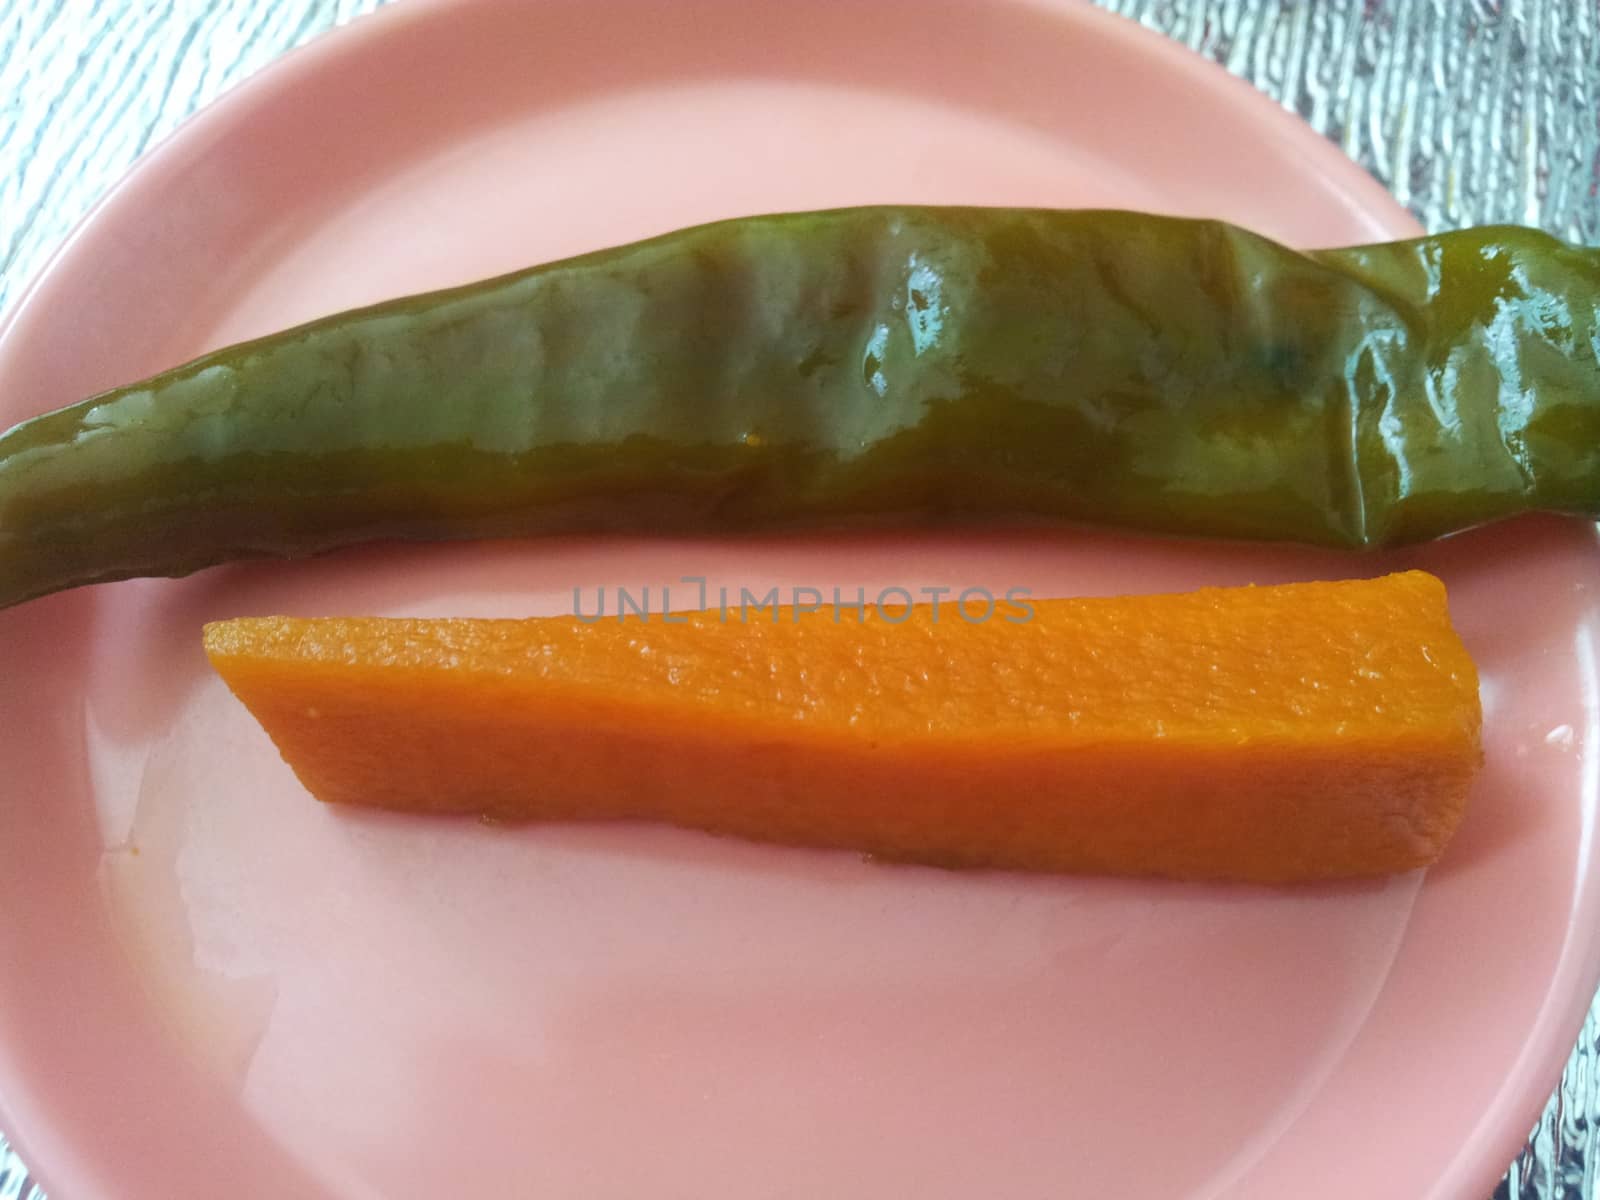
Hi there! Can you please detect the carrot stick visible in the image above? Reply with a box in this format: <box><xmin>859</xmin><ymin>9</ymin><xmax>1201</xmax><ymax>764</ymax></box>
<box><xmin>204</xmin><ymin>571</ymin><xmax>1482</xmax><ymax>883</ymax></box>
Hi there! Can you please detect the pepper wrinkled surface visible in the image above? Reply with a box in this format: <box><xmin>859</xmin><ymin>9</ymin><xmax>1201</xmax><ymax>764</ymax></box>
<box><xmin>1</xmin><ymin>207</ymin><xmax>1597</xmax><ymax>610</ymax></box>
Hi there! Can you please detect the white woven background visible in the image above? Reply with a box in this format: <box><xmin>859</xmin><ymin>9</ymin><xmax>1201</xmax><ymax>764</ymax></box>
<box><xmin>0</xmin><ymin>1</ymin><xmax>1596</xmax><ymax>1196</ymax></box>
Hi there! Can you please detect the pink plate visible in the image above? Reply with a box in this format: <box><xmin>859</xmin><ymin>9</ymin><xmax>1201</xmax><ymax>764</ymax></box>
<box><xmin>2</xmin><ymin>1</ymin><xmax>1596</xmax><ymax>1197</ymax></box>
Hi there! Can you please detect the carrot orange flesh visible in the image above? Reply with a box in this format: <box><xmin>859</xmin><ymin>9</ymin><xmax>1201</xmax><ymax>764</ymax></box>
<box><xmin>203</xmin><ymin>571</ymin><xmax>1482</xmax><ymax>883</ymax></box>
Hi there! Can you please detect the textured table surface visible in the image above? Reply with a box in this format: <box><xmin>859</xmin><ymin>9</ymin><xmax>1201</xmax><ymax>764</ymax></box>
<box><xmin>1</xmin><ymin>1</ymin><xmax>1597</xmax><ymax>1197</ymax></box>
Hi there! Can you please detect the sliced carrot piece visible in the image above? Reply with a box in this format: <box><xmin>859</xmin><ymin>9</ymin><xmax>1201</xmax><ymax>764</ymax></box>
<box><xmin>203</xmin><ymin>571</ymin><xmax>1482</xmax><ymax>883</ymax></box>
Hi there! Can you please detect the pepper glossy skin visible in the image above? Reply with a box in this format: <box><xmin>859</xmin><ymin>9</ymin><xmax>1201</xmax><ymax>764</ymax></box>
<box><xmin>1</xmin><ymin>207</ymin><xmax>1596</xmax><ymax>610</ymax></box>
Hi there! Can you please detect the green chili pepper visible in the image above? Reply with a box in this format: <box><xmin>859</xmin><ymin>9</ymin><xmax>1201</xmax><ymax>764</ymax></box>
<box><xmin>1</xmin><ymin>207</ymin><xmax>1596</xmax><ymax>610</ymax></box>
